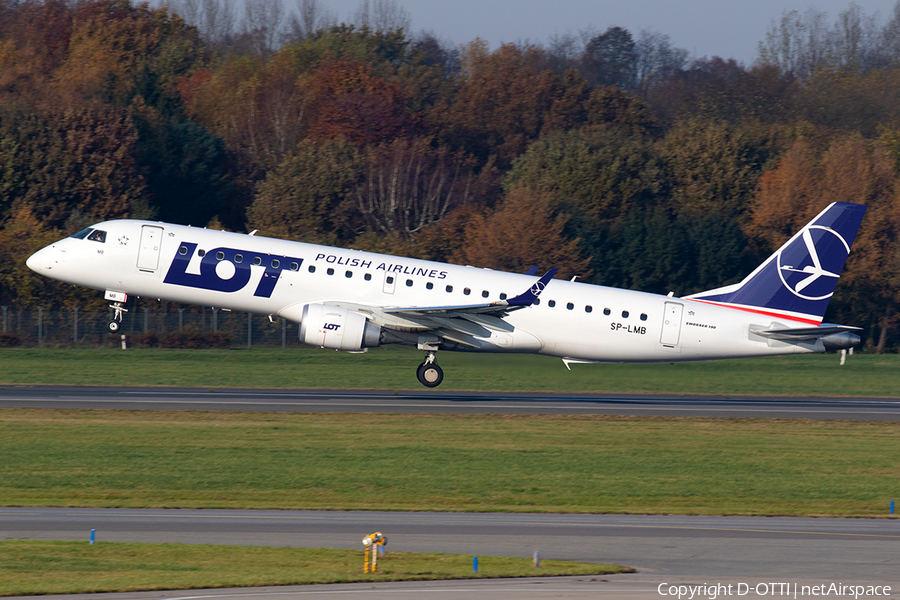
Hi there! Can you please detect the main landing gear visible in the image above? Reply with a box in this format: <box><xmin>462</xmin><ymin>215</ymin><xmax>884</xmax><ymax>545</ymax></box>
<box><xmin>416</xmin><ymin>351</ymin><xmax>443</xmax><ymax>388</ymax></box>
<box><xmin>107</xmin><ymin>302</ymin><xmax>127</xmax><ymax>333</ymax></box>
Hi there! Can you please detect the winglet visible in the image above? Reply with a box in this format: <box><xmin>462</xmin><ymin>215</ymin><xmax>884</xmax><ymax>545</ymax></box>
<box><xmin>507</xmin><ymin>268</ymin><xmax>558</xmax><ymax>307</ymax></box>
<box><xmin>524</xmin><ymin>265</ymin><xmax>540</xmax><ymax>276</ymax></box>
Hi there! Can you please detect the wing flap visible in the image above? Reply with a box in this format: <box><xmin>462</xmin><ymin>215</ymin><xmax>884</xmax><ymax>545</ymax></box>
<box><xmin>429</xmin><ymin>316</ymin><xmax>490</xmax><ymax>338</ymax></box>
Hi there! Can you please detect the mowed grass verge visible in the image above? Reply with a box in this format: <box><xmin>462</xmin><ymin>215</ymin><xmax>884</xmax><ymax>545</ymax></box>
<box><xmin>0</xmin><ymin>347</ymin><xmax>899</xmax><ymax>396</ymax></box>
<box><xmin>1</xmin><ymin>409</ymin><xmax>898</xmax><ymax>516</ymax></box>
<box><xmin>0</xmin><ymin>540</ymin><xmax>630</xmax><ymax>596</ymax></box>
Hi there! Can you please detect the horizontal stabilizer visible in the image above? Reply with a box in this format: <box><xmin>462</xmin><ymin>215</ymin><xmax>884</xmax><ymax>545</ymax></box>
<box><xmin>748</xmin><ymin>325</ymin><xmax>862</xmax><ymax>341</ymax></box>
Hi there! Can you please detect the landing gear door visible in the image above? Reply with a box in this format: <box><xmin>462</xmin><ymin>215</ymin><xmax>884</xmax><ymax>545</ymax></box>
<box><xmin>660</xmin><ymin>301</ymin><xmax>683</xmax><ymax>348</ymax></box>
<box><xmin>383</xmin><ymin>272</ymin><xmax>396</xmax><ymax>294</ymax></box>
<box><xmin>137</xmin><ymin>225</ymin><xmax>164</xmax><ymax>272</ymax></box>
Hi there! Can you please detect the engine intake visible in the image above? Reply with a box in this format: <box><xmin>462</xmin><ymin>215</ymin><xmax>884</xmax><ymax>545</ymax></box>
<box><xmin>299</xmin><ymin>304</ymin><xmax>382</xmax><ymax>351</ymax></box>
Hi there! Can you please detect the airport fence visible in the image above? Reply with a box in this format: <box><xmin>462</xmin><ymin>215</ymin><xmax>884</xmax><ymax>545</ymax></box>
<box><xmin>0</xmin><ymin>304</ymin><xmax>298</xmax><ymax>348</ymax></box>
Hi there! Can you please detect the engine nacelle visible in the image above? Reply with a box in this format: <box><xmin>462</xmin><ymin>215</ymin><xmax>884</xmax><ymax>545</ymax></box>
<box><xmin>299</xmin><ymin>304</ymin><xmax>382</xmax><ymax>351</ymax></box>
<box><xmin>821</xmin><ymin>331</ymin><xmax>861</xmax><ymax>352</ymax></box>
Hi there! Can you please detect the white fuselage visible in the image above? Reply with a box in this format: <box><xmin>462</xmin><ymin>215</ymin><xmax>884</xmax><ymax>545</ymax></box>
<box><xmin>26</xmin><ymin>220</ymin><xmax>820</xmax><ymax>362</ymax></box>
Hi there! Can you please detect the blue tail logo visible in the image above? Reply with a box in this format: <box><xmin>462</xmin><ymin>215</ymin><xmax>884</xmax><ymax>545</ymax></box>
<box><xmin>688</xmin><ymin>202</ymin><xmax>866</xmax><ymax>324</ymax></box>
<box><xmin>776</xmin><ymin>225</ymin><xmax>849</xmax><ymax>301</ymax></box>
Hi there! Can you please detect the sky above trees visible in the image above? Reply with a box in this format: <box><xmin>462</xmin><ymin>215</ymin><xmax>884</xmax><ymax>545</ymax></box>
<box><xmin>246</xmin><ymin>0</ymin><xmax>900</xmax><ymax>64</ymax></box>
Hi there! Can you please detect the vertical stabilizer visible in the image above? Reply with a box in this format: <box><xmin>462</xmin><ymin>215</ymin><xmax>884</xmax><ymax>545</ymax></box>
<box><xmin>686</xmin><ymin>202</ymin><xmax>866</xmax><ymax>325</ymax></box>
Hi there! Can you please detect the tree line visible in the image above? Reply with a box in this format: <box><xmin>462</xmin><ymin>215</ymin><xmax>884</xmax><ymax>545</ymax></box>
<box><xmin>1</xmin><ymin>0</ymin><xmax>899</xmax><ymax>351</ymax></box>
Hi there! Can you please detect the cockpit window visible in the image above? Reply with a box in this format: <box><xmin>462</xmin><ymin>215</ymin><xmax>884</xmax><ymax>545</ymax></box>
<box><xmin>71</xmin><ymin>228</ymin><xmax>93</xmax><ymax>240</ymax></box>
<box><xmin>87</xmin><ymin>229</ymin><xmax>107</xmax><ymax>243</ymax></box>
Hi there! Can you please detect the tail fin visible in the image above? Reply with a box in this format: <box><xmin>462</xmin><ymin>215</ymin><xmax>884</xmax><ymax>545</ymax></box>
<box><xmin>686</xmin><ymin>202</ymin><xmax>867</xmax><ymax>325</ymax></box>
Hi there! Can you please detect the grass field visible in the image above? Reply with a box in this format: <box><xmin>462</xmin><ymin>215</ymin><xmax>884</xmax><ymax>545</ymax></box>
<box><xmin>2</xmin><ymin>408</ymin><xmax>898</xmax><ymax>516</ymax></box>
<box><xmin>0</xmin><ymin>347</ymin><xmax>898</xmax><ymax>395</ymax></box>
<box><xmin>0</xmin><ymin>540</ymin><xmax>630</xmax><ymax>596</ymax></box>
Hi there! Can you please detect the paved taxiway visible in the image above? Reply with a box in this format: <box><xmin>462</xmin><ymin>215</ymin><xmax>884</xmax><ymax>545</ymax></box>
<box><xmin>4</xmin><ymin>508</ymin><xmax>899</xmax><ymax>599</ymax></box>
<box><xmin>1</xmin><ymin>385</ymin><xmax>899</xmax><ymax>419</ymax></box>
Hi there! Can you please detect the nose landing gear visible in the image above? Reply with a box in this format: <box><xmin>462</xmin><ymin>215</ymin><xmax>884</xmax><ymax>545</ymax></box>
<box><xmin>107</xmin><ymin>302</ymin><xmax>127</xmax><ymax>333</ymax></box>
<box><xmin>416</xmin><ymin>352</ymin><xmax>443</xmax><ymax>387</ymax></box>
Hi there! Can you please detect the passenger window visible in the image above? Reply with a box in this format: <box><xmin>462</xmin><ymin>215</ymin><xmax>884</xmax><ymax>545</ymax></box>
<box><xmin>271</xmin><ymin>259</ymin><xmax>280</xmax><ymax>268</ymax></box>
<box><xmin>566</xmin><ymin>302</ymin><xmax>574</xmax><ymax>310</ymax></box>
<box><xmin>446</xmin><ymin>285</ymin><xmax>453</xmax><ymax>293</ymax></box>
<box><xmin>199</xmin><ymin>249</ymin><xmax>207</xmax><ymax>258</ymax></box>
<box><xmin>482</xmin><ymin>290</ymin><xmax>489</xmax><ymax>298</ymax></box>
<box><xmin>603</xmin><ymin>308</ymin><xmax>611</xmax><ymax>316</ymax></box>
<box><xmin>327</xmin><ymin>268</ymin><xmax>335</xmax><ymax>275</ymax></box>
<box><xmin>252</xmin><ymin>256</ymin><xmax>261</xmax><ymax>265</ymax></box>
<box><xmin>235</xmin><ymin>254</ymin><xmax>243</xmax><ymax>263</ymax></box>
<box><xmin>308</xmin><ymin>265</ymin><xmax>316</xmax><ymax>273</ymax></box>
<box><xmin>426</xmin><ymin>282</ymin><xmax>434</xmax><ymax>290</ymax></box>
<box><xmin>71</xmin><ymin>228</ymin><xmax>93</xmax><ymax>240</ymax></box>
<box><xmin>499</xmin><ymin>293</ymin><xmax>507</xmax><ymax>300</ymax></box>
<box><xmin>464</xmin><ymin>288</ymin><xmax>471</xmax><ymax>295</ymax></box>
<box><xmin>387</xmin><ymin>276</ymin><xmax>394</xmax><ymax>284</ymax></box>
<box><xmin>548</xmin><ymin>300</ymin><xmax>556</xmax><ymax>307</ymax></box>
<box><xmin>290</xmin><ymin>262</ymin><xmax>299</xmax><ymax>271</ymax></box>
<box><xmin>87</xmin><ymin>229</ymin><xmax>107</xmax><ymax>243</ymax></box>
<box><xmin>640</xmin><ymin>313</ymin><xmax>648</xmax><ymax>321</ymax></box>
<box><xmin>534</xmin><ymin>298</ymin><xmax>541</xmax><ymax>305</ymax></box>
<box><xmin>622</xmin><ymin>310</ymin><xmax>629</xmax><ymax>318</ymax></box>
<box><xmin>586</xmin><ymin>305</ymin><xmax>593</xmax><ymax>313</ymax></box>
<box><xmin>406</xmin><ymin>279</ymin><xmax>413</xmax><ymax>287</ymax></box>
<box><xmin>365</xmin><ymin>273</ymin><xmax>372</xmax><ymax>281</ymax></box>
<box><xmin>179</xmin><ymin>246</ymin><xmax>188</xmax><ymax>255</ymax></box>
<box><xmin>216</xmin><ymin>251</ymin><xmax>225</xmax><ymax>260</ymax></box>
<box><xmin>345</xmin><ymin>271</ymin><xmax>352</xmax><ymax>278</ymax></box>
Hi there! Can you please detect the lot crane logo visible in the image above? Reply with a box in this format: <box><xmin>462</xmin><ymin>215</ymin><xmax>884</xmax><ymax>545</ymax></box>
<box><xmin>776</xmin><ymin>225</ymin><xmax>850</xmax><ymax>301</ymax></box>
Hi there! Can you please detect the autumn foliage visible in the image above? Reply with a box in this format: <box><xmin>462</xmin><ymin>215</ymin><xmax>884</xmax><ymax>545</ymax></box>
<box><xmin>2</xmin><ymin>0</ymin><xmax>900</xmax><ymax>350</ymax></box>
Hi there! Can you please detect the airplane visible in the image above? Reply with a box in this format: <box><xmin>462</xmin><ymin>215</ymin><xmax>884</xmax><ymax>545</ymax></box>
<box><xmin>26</xmin><ymin>201</ymin><xmax>867</xmax><ymax>388</ymax></box>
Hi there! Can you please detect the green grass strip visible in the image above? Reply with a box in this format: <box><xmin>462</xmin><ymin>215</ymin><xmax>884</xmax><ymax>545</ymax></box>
<box><xmin>0</xmin><ymin>540</ymin><xmax>630</xmax><ymax>596</ymax></box>
<box><xmin>1</xmin><ymin>409</ymin><xmax>899</xmax><ymax>516</ymax></box>
<box><xmin>1</xmin><ymin>347</ymin><xmax>899</xmax><ymax>395</ymax></box>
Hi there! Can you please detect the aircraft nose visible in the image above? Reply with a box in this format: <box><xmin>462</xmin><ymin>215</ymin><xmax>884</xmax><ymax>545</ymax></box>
<box><xmin>26</xmin><ymin>247</ymin><xmax>52</xmax><ymax>273</ymax></box>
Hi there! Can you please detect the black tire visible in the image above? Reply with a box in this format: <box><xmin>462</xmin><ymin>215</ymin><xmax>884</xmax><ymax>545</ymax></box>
<box><xmin>416</xmin><ymin>361</ymin><xmax>443</xmax><ymax>388</ymax></box>
<box><xmin>107</xmin><ymin>320</ymin><xmax>120</xmax><ymax>333</ymax></box>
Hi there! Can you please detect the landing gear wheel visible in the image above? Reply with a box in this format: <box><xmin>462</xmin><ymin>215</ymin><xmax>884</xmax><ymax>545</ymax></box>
<box><xmin>416</xmin><ymin>361</ymin><xmax>443</xmax><ymax>388</ymax></box>
<box><xmin>107</xmin><ymin>300</ymin><xmax>127</xmax><ymax>334</ymax></box>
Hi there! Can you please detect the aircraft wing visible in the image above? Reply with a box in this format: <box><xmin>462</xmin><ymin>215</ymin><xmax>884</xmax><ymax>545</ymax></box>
<box><xmin>383</xmin><ymin>268</ymin><xmax>557</xmax><ymax>318</ymax></box>
<box><xmin>381</xmin><ymin>268</ymin><xmax>558</xmax><ymax>342</ymax></box>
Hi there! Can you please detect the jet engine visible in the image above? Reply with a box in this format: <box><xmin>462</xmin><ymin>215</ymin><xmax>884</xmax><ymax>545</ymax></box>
<box><xmin>821</xmin><ymin>331</ymin><xmax>861</xmax><ymax>351</ymax></box>
<box><xmin>299</xmin><ymin>304</ymin><xmax>382</xmax><ymax>351</ymax></box>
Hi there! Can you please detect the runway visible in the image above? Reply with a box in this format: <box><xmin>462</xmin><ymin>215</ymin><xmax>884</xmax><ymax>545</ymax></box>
<box><xmin>1</xmin><ymin>385</ymin><xmax>899</xmax><ymax>419</ymax></box>
<box><xmin>3</xmin><ymin>507</ymin><xmax>899</xmax><ymax>599</ymax></box>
